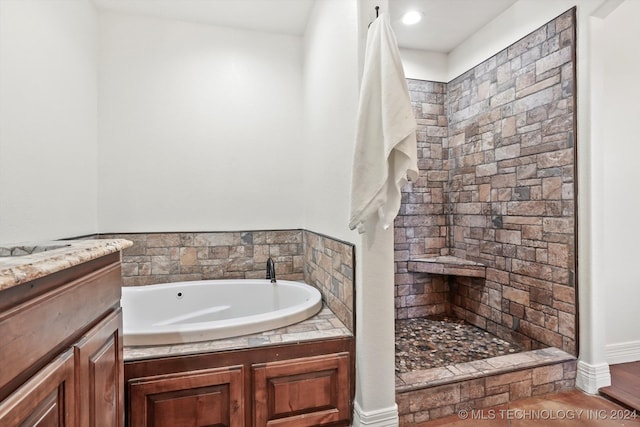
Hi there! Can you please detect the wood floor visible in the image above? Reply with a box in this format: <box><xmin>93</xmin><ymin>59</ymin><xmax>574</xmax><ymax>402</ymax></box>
<box><xmin>600</xmin><ymin>361</ymin><xmax>640</xmax><ymax>412</ymax></box>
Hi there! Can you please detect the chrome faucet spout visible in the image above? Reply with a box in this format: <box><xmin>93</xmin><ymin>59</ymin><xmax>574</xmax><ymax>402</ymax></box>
<box><xmin>266</xmin><ymin>257</ymin><xmax>276</xmax><ymax>283</ymax></box>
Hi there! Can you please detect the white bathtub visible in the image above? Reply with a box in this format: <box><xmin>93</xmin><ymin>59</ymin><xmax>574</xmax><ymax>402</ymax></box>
<box><xmin>121</xmin><ymin>279</ymin><xmax>323</xmax><ymax>346</ymax></box>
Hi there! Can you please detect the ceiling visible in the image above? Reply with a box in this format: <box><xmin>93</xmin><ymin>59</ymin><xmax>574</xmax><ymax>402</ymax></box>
<box><xmin>389</xmin><ymin>0</ymin><xmax>518</xmax><ymax>52</ymax></box>
<box><xmin>93</xmin><ymin>0</ymin><xmax>518</xmax><ymax>53</ymax></box>
<box><xmin>92</xmin><ymin>0</ymin><xmax>315</xmax><ymax>36</ymax></box>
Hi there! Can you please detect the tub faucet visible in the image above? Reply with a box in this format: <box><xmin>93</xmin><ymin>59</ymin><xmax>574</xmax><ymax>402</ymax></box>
<box><xmin>266</xmin><ymin>257</ymin><xmax>276</xmax><ymax>283</ymax></box>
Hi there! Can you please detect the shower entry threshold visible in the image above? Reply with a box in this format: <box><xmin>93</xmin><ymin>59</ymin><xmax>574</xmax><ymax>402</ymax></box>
<box><xmin>396</xmin><ymin>347</ymin><xmax>577</xmax><ymax>424</ymax></box>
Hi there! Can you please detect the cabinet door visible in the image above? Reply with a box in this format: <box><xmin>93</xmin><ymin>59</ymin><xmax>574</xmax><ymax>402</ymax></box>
<box><xmin>0</xmin><ymin>349</ymin><xmax>75</xmax><ymax>426</ymax></box>
<box><xmin>252</xmin><ymin>352</ymin><xmax>350</xmax><ymax>427</ymax></box>
<box><xmin>129</xmin><ymin>365</ymin><xmax>244</xmax><ymax>427</ymax></box>
<box><xmin>74</xmin><ymin>308</ymin><xmax>123</xmax><ymax>427</ymax></box>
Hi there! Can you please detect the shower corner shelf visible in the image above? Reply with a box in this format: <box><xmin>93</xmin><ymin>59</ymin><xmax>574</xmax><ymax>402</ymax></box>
<box><xmin>407</xmin><ymin>256</ymin><xmax>486</xmax><ymax>278</ymax></box>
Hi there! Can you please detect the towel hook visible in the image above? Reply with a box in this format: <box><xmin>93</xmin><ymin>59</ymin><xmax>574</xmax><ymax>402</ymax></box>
<box><xmin>368</xmin><ymin>6</ymin><xmax>380</xmax><ymax>28</ymax></box>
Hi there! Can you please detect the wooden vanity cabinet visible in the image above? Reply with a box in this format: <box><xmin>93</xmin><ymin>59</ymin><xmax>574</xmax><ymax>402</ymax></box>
<box><xmin>0</xmin><ymin>252</ymin><xmax>125</xmax><ymax>427</ymax></box>
<box><xmin>128</xmin><ymin>365</ymin><xmax>245</xmax><ymax>427</ymax></box>
<box><xmin>74</xmin><ymin>308</ymin><xmax>124</xmax><ymax>427</ymax></box>
<box><xmin>125</xmin><ymin>337</ymin><xmax>354</xmax><ymax>427</ymax></box>
<box><xmin>0</xmin><ymin>349</ymin><xmax>76</xmax><ymax>426</ymax></box>
<box><xmin>252</xmin><ymin>352</ymin><xmax>350</xmax><ymax>427</ymax></box>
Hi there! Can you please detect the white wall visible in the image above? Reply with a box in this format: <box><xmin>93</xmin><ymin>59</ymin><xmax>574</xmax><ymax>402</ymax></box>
<box><xmin>399</xmin><ymin>48</ymin><xmax>448</xmax><ymax>82</ymax></box>
<box><xmin>301</xmin><ymin>0</ymin><xmax>360</xmax><ymax>242</ymax></box>
<box><xmin>0</xmin><ymin>0</ymin><xmax>99</xmax><ymax>243</ymax></box>
<box><xmin>600</xmin><ymin>0</ymin><xmax>640</xmax><ymax>364</ymax></box>
<box><xmin>97</xmin><ymin>11</ymin><xmax>305</xmax><ymax>232</ymax></box>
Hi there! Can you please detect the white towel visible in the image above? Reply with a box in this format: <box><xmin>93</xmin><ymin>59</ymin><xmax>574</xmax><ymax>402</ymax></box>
<box><xmin>349</xmin><ymin>13</ymin><xmax>418</xmax><ymax>233</ymax></box>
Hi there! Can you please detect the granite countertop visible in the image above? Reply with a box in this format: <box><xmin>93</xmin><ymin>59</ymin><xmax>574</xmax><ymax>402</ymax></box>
<box><xmin>0</xmin><ymin>239</ymin><xmax>133</xmax><ymax>291</ymax></box>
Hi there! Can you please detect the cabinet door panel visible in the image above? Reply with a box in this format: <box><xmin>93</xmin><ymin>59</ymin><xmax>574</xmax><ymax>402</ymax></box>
<box><xmin>18</xmin><ymin>388</ymin><xmax>59</xmax><ymax>427</ymax></box>
<box><xmin>0</xmin><ymin>349</ymin><xmax>75</xmax><ymax>427</ymax></box>
<box><xmin>129</xmin><ymin>365</ymin><xmax>244</xmax><ymax>427</ymax></box>
<box><xmin>75</xmin><ymin>309</ymin><xmax>123</xmax><ymax>427</ymax></box>
<box><xmin>252</xmin><ymin>352</ymin><xmax>350</xmax><ymax>427</ymax></box>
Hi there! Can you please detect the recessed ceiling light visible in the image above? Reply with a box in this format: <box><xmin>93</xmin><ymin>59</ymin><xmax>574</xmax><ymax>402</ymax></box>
<box><xmin>402</xmin><ymin>10</ymin><xmax>422</xmax><ymax>26</ymax></box>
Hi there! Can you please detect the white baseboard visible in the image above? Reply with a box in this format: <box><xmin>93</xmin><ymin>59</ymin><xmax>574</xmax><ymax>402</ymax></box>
<box><xmin>605</xmin><ymin>340</ymin><xmax>640</xmax><ymax>365</ymax></box>
<box><xmin>353</xmin><ymin>402</ymin><xmax>399</xmax><ymax>427</ymax></box>
<box><xmin>575</xmin><ymin>360</ymin><xmax>611</xmax><ymax>394</ymax></box>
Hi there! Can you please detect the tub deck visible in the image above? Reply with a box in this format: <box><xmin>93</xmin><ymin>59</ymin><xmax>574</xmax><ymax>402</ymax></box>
<box><xmin>124</xmin><ymin>305</ymin><xmax>351</xmax><ymax>361</ymax></box>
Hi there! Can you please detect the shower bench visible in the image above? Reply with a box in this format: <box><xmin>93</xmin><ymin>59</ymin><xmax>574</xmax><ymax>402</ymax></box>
<box><xmin>408</xmin><ymin>255</ymin><xmax>486</xmax><ymax>278</ymax></box>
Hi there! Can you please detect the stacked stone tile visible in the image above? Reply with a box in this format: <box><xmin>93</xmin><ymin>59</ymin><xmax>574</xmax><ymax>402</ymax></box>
<box><xmin>303</xmin><ymin>232</ymin><xmax>355</xmax><ymax>331</ymax></box>
<box><xmin>102</xmin><ymin>231</ymin><xmax>305</xmax><ymax>285</ymax></box>
<box><xmin>103</xmin><ymin>230</ymin><xmax>355</xmax><ymax>332</ymax></box>
<box><xmin>397</xmin><ymin>352</ymin><xmax>576</xmax><ymax>425</ymax></box>
<box><xmin>395</xmin><ymin>80</ymin><xmax>450</xmax><ymax>319</ymax></box>
<box><xmin>395</xmin><ymin>10</ymin><xmax>576</xmax><ymax>355</ymax></box>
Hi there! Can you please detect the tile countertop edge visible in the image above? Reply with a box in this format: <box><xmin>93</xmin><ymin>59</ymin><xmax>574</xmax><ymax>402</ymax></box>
<box><xmin>0</xmin><ymin>239</ymin><xmax>133</xmax><ymax>291</ymax></box>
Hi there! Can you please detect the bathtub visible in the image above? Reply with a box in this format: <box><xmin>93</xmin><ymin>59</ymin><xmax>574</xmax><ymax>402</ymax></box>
<box><xmin>121</xmin><ymin>279</ymin><xmax>323</xmax><ymax>346</ymax></box>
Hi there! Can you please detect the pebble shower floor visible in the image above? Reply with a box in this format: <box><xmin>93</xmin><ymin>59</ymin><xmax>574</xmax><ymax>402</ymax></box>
<box><xmin>395</xmin><ymin>316</ymin><xmax>523</xmax><ymax>373</ymax></box>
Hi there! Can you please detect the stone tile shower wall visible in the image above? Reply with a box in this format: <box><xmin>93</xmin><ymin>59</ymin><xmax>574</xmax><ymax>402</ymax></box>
<box><xmin>395</xmin><ymin>81</ymin><xmax>449</xmax><ymax>319</ymax></box>
<box><xmin>396</xmin><ymin>9</ymin><xmax>576</xmax><ymax>354</ymax></box>
<box><xmin>102</xmin><ymin>230</ymin><xmax>354</xmax><ymax>332</ymax></box>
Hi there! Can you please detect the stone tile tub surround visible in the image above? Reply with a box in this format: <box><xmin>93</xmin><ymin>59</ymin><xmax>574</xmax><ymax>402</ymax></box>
<box><xmin>395</xmin><ymin>9</ymin><xmax>577</xmax><ymax>355</ymax></box>
<box><xmin>303</xmin><ymin>231</ymin><xmax>354</xmax><ymax>332</ymax></box>
<box><xmin>0</xmin><ymin>239</ymin><xmax>132</xmax><ymax>290</ymax></box>
<box><xmin>102</xmin><ymin>230</ymin><xmax>304</xmax><ymax>285</ymax></box>
<box><xmin>101</xmin><ymin>229</ymin><xmax>355</xmax><ymax>332</ymax></box>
